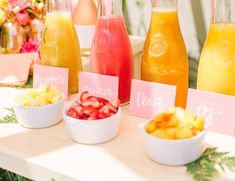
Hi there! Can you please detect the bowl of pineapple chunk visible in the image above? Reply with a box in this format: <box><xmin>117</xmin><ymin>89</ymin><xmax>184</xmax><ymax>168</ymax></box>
<box><xmin>14</xmin><ymin>85</ymin><xmax>64</xmax><ymax>129</ymax></box>
<box><xmin>144</xmin><ymin>107</ymin><xmax>206</xmax><ymax>166</ymax></box>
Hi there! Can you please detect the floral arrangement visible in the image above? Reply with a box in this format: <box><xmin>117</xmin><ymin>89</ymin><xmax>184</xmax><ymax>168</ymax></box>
<box><xmin>0</xmin><ymin>0</ymin><xmax>45</xmax><ymax>54</ymax></box>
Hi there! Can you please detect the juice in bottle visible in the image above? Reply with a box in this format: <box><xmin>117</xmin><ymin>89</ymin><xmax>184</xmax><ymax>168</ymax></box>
<box><xmin>41</xmin><ymin>0</ymin><xmax>82</xmax><ymax>94</ymax></box>
<box><xmin>141</xmin><ymin>0</ymin><xmax>188</xmax><ymax>108</ymax></box>
<box><xmin>90</xmin><ymin>0</ymin><xmax>134</xmax><ymax>104</ymax></box>
<box><xmin>73</xmin><ymin>0</ymin><xmax>97</xmax><ymax>51</ymax></box>
<box><xmin>197</xmin><ymin>0</ymin><xmax>235</xmax><ymax>95</ymax></box>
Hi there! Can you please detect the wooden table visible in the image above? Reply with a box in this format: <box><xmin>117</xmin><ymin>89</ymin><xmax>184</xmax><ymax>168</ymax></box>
<box><xmin>0</xmin><ymin>92</ymin><xmax>235</xmax><ymax>181</ymax></box>
<box><xmin>0</xmin><ymin>36</ymin><xmax>235</xmax><ymax>181</ymax></box>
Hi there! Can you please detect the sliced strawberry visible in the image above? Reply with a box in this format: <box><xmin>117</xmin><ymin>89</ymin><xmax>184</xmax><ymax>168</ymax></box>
<box><xmin>80</xmin><ymin>114</ymin><xmax>89</xmax><ymax>120</ymax></box>
<box><xmin>110</xmin><ymin>100</ymin><xmax>120</xmax><ymax>109</ymax></box>
<box><xmin>81</xmin><ymin>96</ymin><xmax>102</xmax><ymax>109</ymax></box>
<box><xmin>106</xmin><ymin>102</ymin><xmax>118</xmax><ymax>113</ymax></box>
<box><xmin>97</xmin><ymin>97</ymin><xmax>109</xmax><ymax>105</ymax></box>
<box><xmin>99</xmin><ymin>105</ymin><xmax>110</xmax><ymax>115</ymax></box>
<box><xmin>88</xmin><ymin>110</ymin><xmax>99</xmax><ymax>120</ymax></box>
<box><xmin>80</xmin><ymin>91</ymin><xmax>89</xmax><ymax>102</ymax></box>
<box><xmin>67</xmin><ymin>108</ymin><xmax>77</xmax><ymax>118</ymax></box>
<box><xmin>73</xmin><ymin>105</ymin><xmax>83</xmax><ymax>118</ymax></box>
<box><xmin>98</xmin><ymin>111</ymin><xmax>110</xmax><ymax>119</ymax></box>
<box><xmin>82</xmin><ymin>106</ymin><xmax>97</xmax><ymax>116</ymax></box>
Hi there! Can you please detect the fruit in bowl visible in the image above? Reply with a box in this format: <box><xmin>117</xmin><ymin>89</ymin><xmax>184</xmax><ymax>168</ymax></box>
<box><xmin>144</xmin><ymin>107</ymin><xmax>206</xmax><ymax>166</ymax></box>
<box><xmin>66</xmin><ymin>91</ymin><xmax>120</xmax><ymax>120</ymax></box>
<box><xmin>15</xmin><ymin>85</ymin><xmax>62</xmax><ymax>107</ymax></box>
<box><xmin>63</xmin><ymin>92</ymin><xmax>121</xmax><ymax>144</ymax></box>
<box><xmin>145</xmin><ymin>107</ymin><xmax>205</xmax><ymax>140</ymax></box>
<box><xmin>14</xmin><ymin>85</ymin><xmax>64</xmax><ymax>129</ymax></box>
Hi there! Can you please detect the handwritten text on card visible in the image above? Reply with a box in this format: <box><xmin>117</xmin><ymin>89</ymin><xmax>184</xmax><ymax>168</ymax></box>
<box><xmin>79</xmin><ymin>72</ymin><xmax>119</xmax><ymax>101</ymax></box>
<box><xmin>33</xmin><ymin>65</ymin><xmax>69</xmax><ymax>100</ymax></box>
<box><xmin>187</xmin><ymin>88</ymin><xmax>235</xmax><ymax>136</ymax></box>
<box><xmin>129</xmin><ymin>79</ymin><xmax>176</xmax><ymax>119</ymax></box>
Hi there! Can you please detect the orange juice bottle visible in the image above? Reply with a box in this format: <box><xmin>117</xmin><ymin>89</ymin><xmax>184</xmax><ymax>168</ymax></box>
<box><xmin>73</xmin><ymin>0</ymin><xmax>97</xmax><ymax>52</ymax></box>
<box><xmin>197</xmin><ymin>0</ymin><xmax>235</xmax><ymax>96</ymax></box>
<box><xmin>141</xmin><ymin>0</ymin><xmax>188</xmax><ymax>108</ymax></box>
<box><xmin>41</xmin><ymin>0</ymin><xmax>82</xmax><ymax>94</ymax></box>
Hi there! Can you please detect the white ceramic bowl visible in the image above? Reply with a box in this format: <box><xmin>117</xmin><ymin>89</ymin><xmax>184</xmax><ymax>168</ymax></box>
<box><xmin>143</xmin><ymin>124</ymin><xmax>206</xmax><ymax>166</ymax></box>
<box><xmin>63</xmin><ymin>107</ymin><xmax>121</xmax><ymax>144</ymax></box>
<box><xmin>14</xmin><ymin>93</ymin><xmax>65</xmax><ymax>129</ymax></box>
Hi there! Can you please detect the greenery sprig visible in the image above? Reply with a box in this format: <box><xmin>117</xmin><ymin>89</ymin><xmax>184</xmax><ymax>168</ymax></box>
<box><xmin>0</xmin><ymin>107</ymin><xmax>17</xmax><ymax>123</ymax></box>
<box><xmin>186</xmin><ymin>147</ymin><xmax>235</xmax><ymax>181</ymax></box>
<box><xmin>0</xmin><ymin>168</ymin><xmax>31</xmax><ymax>181</ymax></box>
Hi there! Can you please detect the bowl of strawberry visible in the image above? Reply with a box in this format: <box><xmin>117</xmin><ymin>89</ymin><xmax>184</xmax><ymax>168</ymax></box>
<box><xmin>63</xmin><ymin>91</ymin><xmax>121</xmax><ymax>144</ymax></box>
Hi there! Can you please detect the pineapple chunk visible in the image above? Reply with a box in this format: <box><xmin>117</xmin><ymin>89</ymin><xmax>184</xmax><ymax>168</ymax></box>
<box><xmin>50</xmin><ymin>94</ymin><xmax>62</xmax><ymax>104</ymax></box>
<box><xmin>146</xmin><ymin>120</ymin><xmax>157</xmax><ymax>133</ymax></box>
<box><xmin>146</xmin><ymin>107</ymin><xmax>205</xmax><ymax>140</ymax></box>
<box><xmin>165</xmin><ymin>128</ymin><xmax>178</xmax><ymax>139</ymax></box>
<box><xmin>15</xmin><ymin>85</ymin><xmax>62</xmax><ymax>107</ymax></box>
<box><xmin>176</xmin><ymin>107</ymin><xmax>185</xmax><ymax>120</ymax></box>
<box><xmin>166</xmin><ymin>114</ymin><xmax>179</xmax><ymax>127</ymax></box>
<box><xmin>183</xmin><ymin>110</ymin><xmax>195</xmax><ymax>125</ymax></box>
<box><xmin>33</xmin><ymin>96</ymin><xmax>47</xmax><ymax>106</ymax></box>
<box><xmin>175</xmin><ymin>127</ymin><xmax>193</xmax><ymax>140</ymax></box>
<box><xmin>153</xmin><ymin>113</ymin><xmax>164</xmax><ymax>123</ymax></box>
<box><xmin>151</xmin><ymin>129</ymin><xmax>173</xmax><ymax>140</ymax></box>
<box><xmin>38</xmin><ymin>84</ymin><xmax>49</xmax><ymax>93</ymax></box>
<box><xmin>192</xmin><ymin>116</ymin><xmax>205</xmax><ymax>131</ymax></box>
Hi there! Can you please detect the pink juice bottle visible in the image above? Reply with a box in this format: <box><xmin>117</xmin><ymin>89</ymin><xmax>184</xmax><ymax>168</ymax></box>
<box><xmin>90</xmin><ymin>0</ymin><xmax>134</xmax><ymax>104</ymax></box>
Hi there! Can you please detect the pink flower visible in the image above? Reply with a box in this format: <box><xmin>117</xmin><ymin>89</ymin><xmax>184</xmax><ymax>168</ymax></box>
<box><xmin>20</xmin><ymin>39</ymin><xmax>39</xmax><ymax>53</ymax></box>
<box><xmin>8</xmin><ymin>0</ymin><xmax>28</xmax><ymax>9</ymax></box>
<box><xmin>16</xmin><ymin>10</ymin><xmax>30</xmax><ymax>26</ymax></box>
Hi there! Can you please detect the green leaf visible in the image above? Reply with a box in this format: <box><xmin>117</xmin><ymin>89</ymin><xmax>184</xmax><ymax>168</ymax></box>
<box><xmin>186</xmin><ymin>147</ymin><xmax>235</xmax><ymax>181</ymax></box>
<box><xmin>219</xmin><ymin>157</ymin><xmax>235</xmax><ymax>172</ymax></box>
<box><xmin>0</xmin><ymin>107</ymin><xmax>18</xmax><ymax>123</ymax></box>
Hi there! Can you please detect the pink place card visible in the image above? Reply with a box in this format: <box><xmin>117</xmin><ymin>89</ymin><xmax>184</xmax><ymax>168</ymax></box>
<box><xmin>79</xmin><ymin>72</ymin><xmax>119</xmax><ymax>101</ymax></box>
<box><xmin>187</xmin><ymin>88</ymin><xmax>235</xmax><ymax>136</ymax></box>
<box><xmin>33</xmin><ymin>65</ymin><xmax>69</xmax><ymax>100</ymax></box>
<box><xmin>129</xmin><ymin>79</ymin><xmax>176</xmax><ymax>119</ymax></box>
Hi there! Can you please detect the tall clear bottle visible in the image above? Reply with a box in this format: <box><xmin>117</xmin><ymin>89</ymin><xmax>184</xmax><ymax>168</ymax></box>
<box><xmin>73</xmin><ymin>0</ymin><xmax>98</xmax><ymax>52</ymax></box>
<box><xmin>90</xmin><ymin>0</ymin><xmax>134</xmax><ymax>104</ymax></box>
<box><xmin>141</xmin><ymin>0</ymin><xmax>188</xmax><ymax>108</ymax></box>
<box><xmin>197</xmin><ymin>0</ymin><xmax>235</xmax><ymax>96</ymax></box>
<box><xmin>41</xmin><ymin>0</ymin><xmax>82</xmax><ymax>94</ymax></box>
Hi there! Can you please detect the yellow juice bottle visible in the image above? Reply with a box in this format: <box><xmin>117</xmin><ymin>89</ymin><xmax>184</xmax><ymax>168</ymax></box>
<box><xmin>41</xmin><ymin>1</ymin><xmax>82</xmax><ymax>94</ymax></box>
<box><xmin>197</xmin><ymin>0</ymin><xmax>235</xmax><ymax>95</ymax></box>
<box><xmin>197</xmin><ymin>24</ymin><xmax>235</xmax><ymax>95</ymax></box>
<box><xmin>141</xmin><ymin>0</ymin><xmax>188</xmax><ymax>108</ymax></box>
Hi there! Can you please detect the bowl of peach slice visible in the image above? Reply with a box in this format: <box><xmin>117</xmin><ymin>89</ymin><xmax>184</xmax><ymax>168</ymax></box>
<box><xmin>14</xmin><ymin>85</ymin><xmax>64</xmax><ymax>129</ymax></box>
<box><xmin>144</xmin><ymin>107</ymin><xmax>206</xmax><ymax>166</ymax></box>
<box><xmin>63</xmin><ymin>91</ymin><xmax>121</xmax><ymax>144</ymax></box>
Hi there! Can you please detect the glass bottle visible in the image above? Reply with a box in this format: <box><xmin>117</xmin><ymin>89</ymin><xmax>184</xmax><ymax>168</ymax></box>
<box><xmin>73</xmin><ymin>0</ymin><xmax>97</xmax><ymax>52</ymax></box>
<box><xmin>41</xmin><ymin>0</ymin><xmax>83</xmax><ymax>94</ymax></box>
<box><xmin>30</xmin><ymin>1</ymin><xmax>45</xmax><ymax>43</ymax></box>
<box><xmin>0</xmin><ymin>12</ymin><xmax>25</xmax><ymax>54</ymax></box>
<box><xmin>90</xmin><ymin>0</ymin><xmax>134</xmax><ymax>104</ymax></box>
<box><xmin>197</xmin><ymin>0</ymin><xmax>235</xmax><ymax>96</ymax></box>
<box><xmin>141</xmin><ymin>0</ymin><xmax>188</xmax><ymax>108</ymax></box>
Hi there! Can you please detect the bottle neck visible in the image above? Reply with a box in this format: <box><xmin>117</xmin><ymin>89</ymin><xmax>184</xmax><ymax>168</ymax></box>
<box><xmin>212</xmin><ymin>0</ymin><xmax>235</xmax><ymax>24</ymax></box>
<box><xmin>97</xmin><ymin>0</ymin><xmax>122</xmax><ymax>17</ymax></box>
<box><xmin>46</xmin><ymin>0</ymin><xmax>70</xmax><ymax>13</ymax></box>
<box><xmin>152</xmin><ymin>0</ymin><xmax>178</xmax><ymax>11</ymax></box>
